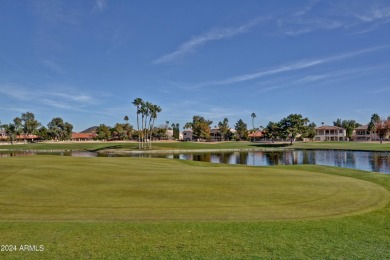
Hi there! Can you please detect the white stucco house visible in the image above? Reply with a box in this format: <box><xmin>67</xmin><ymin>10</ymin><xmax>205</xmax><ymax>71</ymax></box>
<box><xmin>314</xmin><ymin>125</ymin><xmax>347</xmax><ymax>141</ymax></box>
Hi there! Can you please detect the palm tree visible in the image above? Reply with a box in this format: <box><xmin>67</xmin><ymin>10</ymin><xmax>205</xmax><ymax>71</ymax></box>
<box><xmin>149</xmin><ymin>104</ymin><xmax>162</xmax><ymax>147</ymax></box>
<box><xmin>146</xmin><ymin>102</ymin><xmax>154</xmax><ymax>147</ymax></box>
<box><xmin>251</xmin><ymin>113</ymin><xmax>257</xmax><ymax>142</ymax></box>
<box><xmin>124</xmin><ymin>115</ymin><xmax>129</xmax><ymax>123</ymax></box>
<box><xmin>140</xmin><ymin>102</ymin><xmax>149</xmax><ymax>149</ymax></box>
<box><xmin>132</xmin><ymin>98</ymin><xmax>143</xmax><ymax>149</ymax></box>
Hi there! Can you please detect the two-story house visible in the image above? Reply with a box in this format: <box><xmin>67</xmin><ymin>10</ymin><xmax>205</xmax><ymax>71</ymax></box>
<box><xmin>314</xmin><ymin>125</ymin><xmax>347</xmax><ymax>141</ymax></box>
<box><xmin>352</xmin><ymin>125</ymin><xmax>380</xmax><ymax>141</ymax></box>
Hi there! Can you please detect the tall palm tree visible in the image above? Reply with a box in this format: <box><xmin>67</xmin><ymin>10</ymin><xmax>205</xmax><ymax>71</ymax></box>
<box><xmin>132</xmin><ymin>98</ymin><xmax>143</xmax><ymax>149</ymax></box>
<box><xmin>140</xmin><ymin>102</ymin><xmax>149</xmax><ymax>149</ymax></box>
<box><xmin>146</xmin><ymin>102</ymin><xmax>154</xmax><ymax>147</ymax></box>
<box><xmin>251</xmin><ymin>112</ymin><xmax>257</xmax><ymax>142</ymax></box>
<box><xmin>149</xmin><ymin>104</ymin><xmax>161</xmax><ymax>148</ymax></box>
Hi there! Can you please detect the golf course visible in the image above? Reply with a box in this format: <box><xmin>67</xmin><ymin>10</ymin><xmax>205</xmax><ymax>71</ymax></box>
<box><xmin>1</xmin><ymin>150</ymin><xmax>390</xmax><ymax>258</ymax></box>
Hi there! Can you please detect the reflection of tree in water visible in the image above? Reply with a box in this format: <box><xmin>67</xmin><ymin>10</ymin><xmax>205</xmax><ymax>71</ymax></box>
<box><xmin>279</xmin><ymin>150</ymin><xmax>298</xmax><ymax>165</ymax></box>
<box><xmin>221</xmin><ymin>152</ymin><xmax>234</xmax><ymax>164</ymax></box>
<box><xmin>196</xmin><ymin>152</ymin><xmax>236</xmax><ymax>164</ymax></box>
<box><xmin>335</xmin><ymin>151</ymin><xmax>346</xmax><ymax>167</ymax></box>
<box><xmin>192</xmin><ymin>153</ymin><xmax>212</xmax><ymax>163</ymax></box>
<box><xmin>301</xmin><ymin>150</ymin><xmax>316</xmax><ymax>165</ymax></box>
<box><xmin>264</xmin><ymin>152</ymin><xmax>283</xmax><ymax>165</ymax></box>
<box><xmin>370</xmin><ymin>152</ymin><xmax>390</xmax><ymax>173</ymax></box>
<box><xmin>345</xmin><ymin>151</ymin><xmax>356</xmax><ymax>168</ymax></box>
<box><xmin>315</xmin><ymin>150</ymin><xmax>356</xmax><ymax>168</ymax></box>
<box><xmin>0</xmin><ymin>152</ymin><xmax>34</xmax><ymax>157</ymax></box>
<box><xmin>238</xmin><ymin>152</ymin><xmax>249</xmax><ymax>165</ymax></box>
<box><xmin>281</xmin><ymin>151</ymin><xmax>292</xmax><ymax>165</ymax></box>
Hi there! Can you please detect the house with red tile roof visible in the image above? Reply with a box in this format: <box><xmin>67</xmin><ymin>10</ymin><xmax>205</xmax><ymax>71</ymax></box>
<box><xmin>314</xmin><ymin>125</ymin><xmax>347</xmax><ymax>141</ymax></box>
<box><xmin>71</xmin><ymin>132</ymin><xmax>96</xmax><ymax>141</ymax></box>
<box><xmin>248</xmin><ymin>130</ymin><xmax>263</xmax><ymax>141</ymax></box>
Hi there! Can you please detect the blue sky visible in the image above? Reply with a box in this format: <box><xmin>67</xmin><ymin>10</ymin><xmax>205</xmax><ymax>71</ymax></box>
<box><xmin>1</xmin><ymin>0</ymin><xmax>389</xmax><ymax>132</ymax></box>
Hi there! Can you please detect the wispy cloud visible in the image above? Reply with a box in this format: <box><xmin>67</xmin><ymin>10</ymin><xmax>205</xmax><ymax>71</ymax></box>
<box><xmin>349</xmin><ymin>4</ymin><xmax>390</xmax><ymax>33</ymax></box>
<box><xmin>0</xmin><ymin>84</ymin><xmax>101</xmax><ymax>110</ymax></box>
<box><xmin>0</xmin><ymin>85</ymin><xmax>33</xmax><ymax>101</ymax></box>
<box><xmin>42</xmin><ymin>59</ymin><xmax>66</xmax><ymax>74</ymax></box>
<box><xmin>33</xmin><ymin>1</ymin><xmax>80</xmax><ymax>25</ymax></box>
<box><xmin>370</xmin><ymin>86</ymin><xmax>390</xmax><ymax>94</ymax></box>
<box><xmin>49</xmin><ymin>92</ymin><xmax>98</xmax><ymax>104</ymax></box>
<box><xmin>352</xmin><ymin>4</ymin><xmax>390</xmax><ymax>23</ymax></box>
<box><xmin>256</xmin><ymin>66</ymin><xmax>385</xmax><ymax>94</ymax></box>
<box><xmin>94</xmin><ymin>0</ymin><xmax>107</xmax><ymax>12</ymax></box>
<box><xmin>41</xmin><ymin>98</ymin><xmax>74</xmax><ymax>110</ymax></box>
<box><xmin>277</xmin><ymin>1</ymin><xmax>390</xmax><ymax>36</ymax></box>
<box><xmin>292</xmin><ymin>0</ymin><xmax>319</xmax><ymax>17</ymax></box>
<box><xmin>203</xmin><ymin>60</ymin><xmax>322</xmax><ymax>87</ymax></box>
<box><xmin>192</xmin><ymin>46</ymin><xmax>388</xmax><ymax>88</ymax></box>
<box><xmin>153</xmin><ymin>18</ymin><xmax>265</xmax><ymax>64</ymax></box>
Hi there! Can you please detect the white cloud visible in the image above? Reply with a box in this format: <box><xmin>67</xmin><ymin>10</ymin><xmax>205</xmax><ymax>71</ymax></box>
<box><xmin>193</xmin><ymin>46</ymin><xmax>389</xmax><ymax>88</ymax></box>
<box><xmin>153</xmin><ymin>18</ymin><xmax>265</xmax><ymax>64</ymax></box>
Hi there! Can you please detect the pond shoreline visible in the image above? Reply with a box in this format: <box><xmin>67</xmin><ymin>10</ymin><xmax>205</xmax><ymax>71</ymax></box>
<box><xmin>1</xmin><ymin>146</ymin><xmax>389</xmax><ymax>154</ymax></box>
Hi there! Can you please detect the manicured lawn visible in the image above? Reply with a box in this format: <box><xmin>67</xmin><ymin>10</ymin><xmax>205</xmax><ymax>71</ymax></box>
<box><xmin>1</xmin><ymin>140</ymin><xmax>390</xmax><ymax>152</ymax></box>
<box><xmin>0</xmin><ymin>156</ymin><xmax>390</xmax><ymax>258</ymax></box>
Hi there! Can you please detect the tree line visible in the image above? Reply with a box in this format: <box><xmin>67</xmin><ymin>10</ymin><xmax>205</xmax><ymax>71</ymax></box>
<box><xmin>1</xmin><ymin>102</ymin><xmax>389</xmax><ymax>146</ymax></box>
<box><xmin>0</xmin><ymin>112</ymin><xmax>73</xmax><ymax>144</ymax></box>
<box><xmin>183</xmin><ymin>113</ymin><xmax>390</xmax><ymax>144</ymax></box>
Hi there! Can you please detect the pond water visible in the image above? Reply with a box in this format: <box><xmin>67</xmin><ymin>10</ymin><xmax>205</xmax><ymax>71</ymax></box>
<box><xmin>1</xmin><ymin>150</ymin><xmax>390</xmax><ymax>174</ymax></box>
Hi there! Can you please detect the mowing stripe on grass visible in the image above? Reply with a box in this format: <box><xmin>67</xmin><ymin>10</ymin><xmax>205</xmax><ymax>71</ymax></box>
<box><xmin>0</xmin><ymin>156</ymin><xmax>388</xmax><ymax>222</ymax></box>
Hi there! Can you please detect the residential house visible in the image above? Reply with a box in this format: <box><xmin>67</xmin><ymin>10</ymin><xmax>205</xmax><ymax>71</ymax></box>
<box><xmin>71</xmin><ymin>132</ymin><xmax>96</xmax><ymax>141</ymax></box>
<box><xmin>314</xmin><ymin>125</ymin><xmax>347</xmax><ymax>141</ymax></box>
<box><xmin>166</xmin><ymin>129</ymin><xmax>174</xmax><ymax>140</ymax></box>
<box><xmin>352</xmin><ymin>125</ymin><xmax>382</xmax><ymax>141</ymax></box>
<box><xmin>210</xmin><ymin>128</ymin><xmax>222</xmax><ymax>141</ymax></box>
<box><xmin>248</xmin><ymin>131</ymin><xmax>263</xmax><ymax>141</ymax></box>
<box><xmin>182</xmin><ymin>129</ymin><xmax>193</xmax><ymax>141</ymax></box>
<box><xmin>0</xmin><ymin>133</ymin><xmax>40</xmax><ymax>142</ymax></box>
<box><xmin>0</xmin><ymin>131</ymin><xmax>6</xmax><ymax>141</ymax></box>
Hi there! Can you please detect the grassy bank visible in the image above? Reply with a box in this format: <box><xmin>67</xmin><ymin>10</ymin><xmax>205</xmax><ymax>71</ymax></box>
<box><xmin>1</xmin><ymin>140</ymin><xmax>390</xmax><ymax>152</ymax></box>
<box><xmin>0</xmin><ymin>157</ymin><xmax>390</xmax><ymax>258</ymax></box>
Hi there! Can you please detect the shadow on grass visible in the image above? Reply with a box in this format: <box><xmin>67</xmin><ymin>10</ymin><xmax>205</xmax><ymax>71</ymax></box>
<box><xmin>248</xmin><ymin>143</ymin><xmax>291</xmax><ymax>148</ymax></box>
<box><xmin>88</xmin><ymin>144</ymin><xmax>137</xmax><ymax>152</ymax></box>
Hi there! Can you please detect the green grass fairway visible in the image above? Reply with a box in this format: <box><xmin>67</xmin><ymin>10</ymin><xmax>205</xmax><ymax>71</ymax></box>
<box><xmin>1</xmin><ymin>140</ymin><xmax>390</xmax><ymax>152</ymax></box>
<box><xmin>0</xmin><ymin>157</ymin><xmax>388</xmax><ymax>222</ymax></box>
<box><xmin>1</xmin><ymin>157</ymin><xmax>390</xmax><ymax>258</ymax></box>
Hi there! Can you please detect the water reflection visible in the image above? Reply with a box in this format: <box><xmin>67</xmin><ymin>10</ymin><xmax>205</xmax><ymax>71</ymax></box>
<box><xmin>180</xmin><ymin>150</ymin><xmax>390</xmax><ymax>174</ymax></box>
<box><xmin>1</xmin><ymin>150</ymin><xmax>390</xmax><ymax>174</ymax></box>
